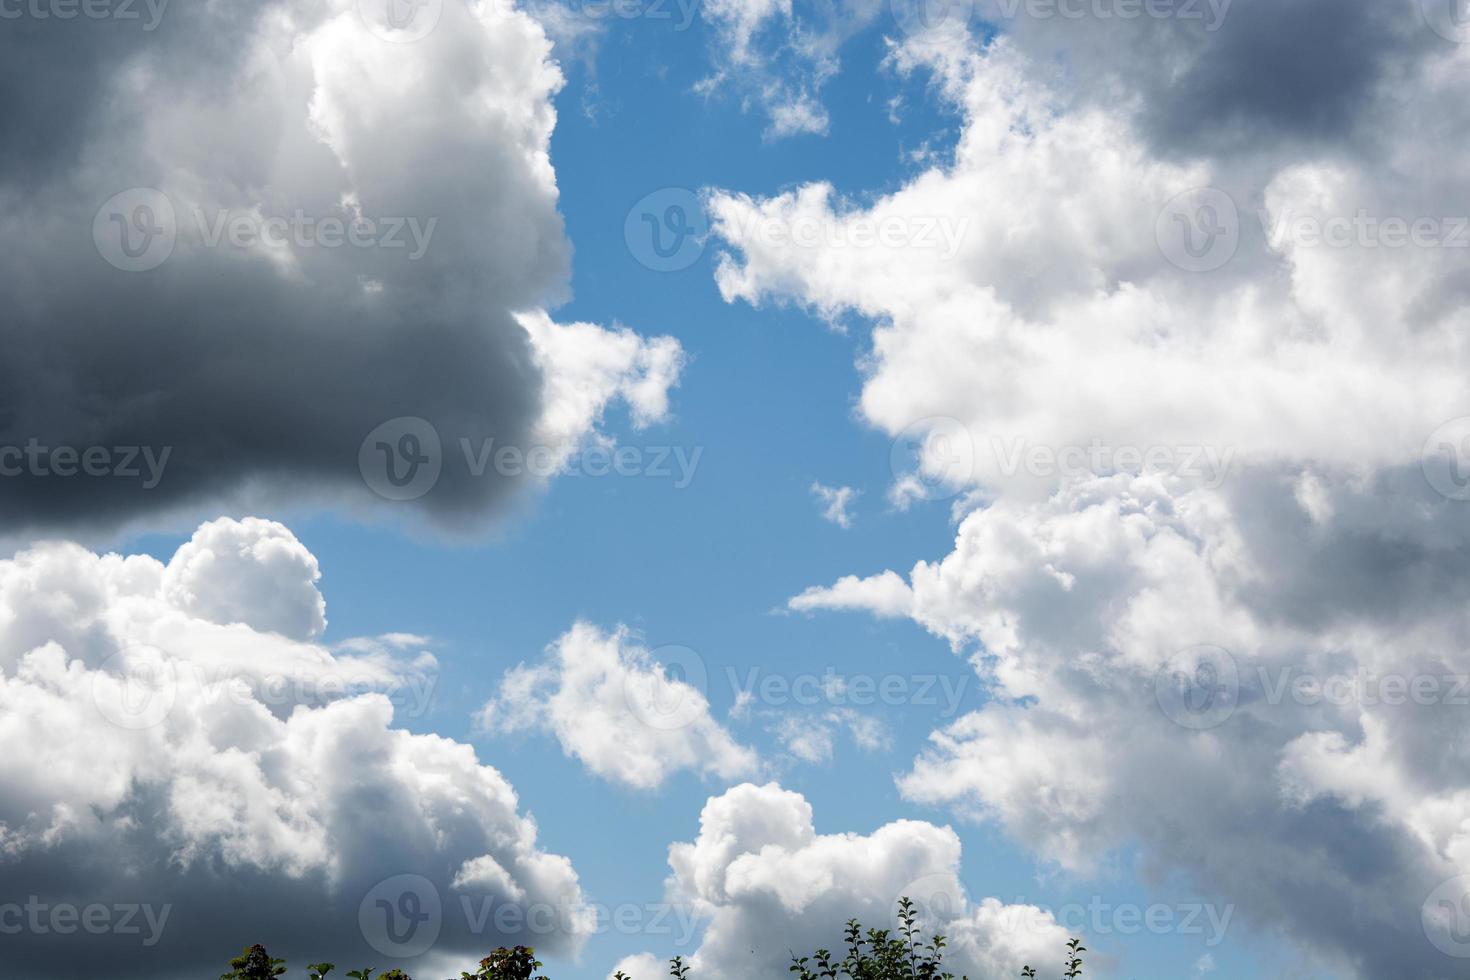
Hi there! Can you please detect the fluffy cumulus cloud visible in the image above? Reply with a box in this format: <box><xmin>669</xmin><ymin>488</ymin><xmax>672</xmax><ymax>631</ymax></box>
<box><xmin>622</xmin><ymin>783</ymin><xmax>1068</xmax><ymax>979</ymax></box>
<box><xmin>0</xmin><ymin>0</ymin><xmax>680</xmax><ymax>537</ymax></box>
<box><xmin>478</xmin><ymin>622</ymin><xmax>759</xmax><ymax>790</ymax></box>
<box><xmin>0</xmin><ymin>517</ymin><xmax>589</xmax><ymax>980</ymax></box>
<box><xmin>708</xmin><ymin>4</ymin><xmax>1470</xmax><ymax>976</ymax></box>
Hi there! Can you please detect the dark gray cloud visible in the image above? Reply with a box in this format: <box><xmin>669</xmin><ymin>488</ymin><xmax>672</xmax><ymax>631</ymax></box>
<box><xmin>0</xmin><ymin>0</ymin><xmax>589</xmax><ymax>536</ymax></box>
<box><xmin>973</xmin><ymin>0</ymin><xmax>1436</xmax><ymax>157</ymax></box>
<box><xmin>1143</xmin><ymin>0</ymin><xmax>1429</xmax><ymax>151</ymax></box>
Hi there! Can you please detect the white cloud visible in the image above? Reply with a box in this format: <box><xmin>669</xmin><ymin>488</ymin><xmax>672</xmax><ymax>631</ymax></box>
<box><xmin>521</xmin><ymin>310</ymin><xmax>686</xmax><ymax>453</ymax></box>
<box><xmin>709</xmin><ymin>37</ymin><xmax>1470</xmax><ymax>492</ymax></box>
<box><xmin>161</xmin><ymin>517</ymin><xmax>327</xmax><ymax>641</ymax></box>
<box><xmin>624</xmin><ymin>783</ymin><xmax>1069</xmax><ymax>980</ymax></box>
<box><xmin>707</xmin><ymin>15</ymin><xmax>1470</xmax><ymax>978</ymax></box>
<box><xmin>810</xmin><ymin>482</ymin><xmax>858</xmax><ymax>528</ymax></box>
<box><xmin>789</xmin><ymin>570</ymin><xmax>913</xmax><ymax>618</ymax></box>
<box><xmin>479</xmin><ymin>622</ymin><xmax>759</xmax><ymax>790</ymax></box>
<box><xmin>608</xmin><ymin>952</ymin><xmax>665</xmax><ymax>979</ymax></box>
<box><xmin>0</xmin><ymin>517</ymin><xmax>589</xmax><ymax>978</ymax></box>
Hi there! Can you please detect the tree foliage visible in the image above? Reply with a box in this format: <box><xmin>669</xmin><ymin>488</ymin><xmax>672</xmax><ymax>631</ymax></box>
<box><xmin>221</xmin><ymin>901</ymin><xmax>1083</xmax><ymax>980</ymax></box>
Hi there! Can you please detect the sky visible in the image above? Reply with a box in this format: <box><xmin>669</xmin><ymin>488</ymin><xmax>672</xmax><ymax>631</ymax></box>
<box><xmin>1</xmin><ymin>1</ymin><xmax>1469</xmax><ymax>979</ymax></box>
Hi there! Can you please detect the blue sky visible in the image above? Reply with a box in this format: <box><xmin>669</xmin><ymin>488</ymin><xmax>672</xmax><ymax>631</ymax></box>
<box><xmin>3</xmin><ymin>2</ymin><xmax>1466</xmax><ymax>979</ymax></box>
<box><xmin>132</xmin><ymin>11</ymin><xmax>1292</xmax><ymax>978</ymax></box>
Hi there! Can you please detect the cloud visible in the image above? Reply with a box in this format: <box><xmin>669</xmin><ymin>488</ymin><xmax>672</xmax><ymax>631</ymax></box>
<box><xmin>789</xmin><ymin>570</ymin><xmax>913</xmax><ymax>618</ymax></box>
<box><xmin>608</xmin><ymin>952</ymin><xmax>666</xmax><ymax>979</ymax></box>
<box><xmin>622</xmin><ymin>783</ymin><xmax>1069</xmax><ymax>980</ymax></box>
<box><xmin>706</xmin><ymin>9</ymin><xmax>1470</xmax><ymax>977</ymax></box>
<box><xmin>0</xmin><ymin>517</ymin><xmax>590</xmax><ymax>980</ymax></box>
<box><xmin>810</xmin><ymin>482</ymin><xmax>858</xmax><ymax>528</ymax></box>
<box><xmin>962</xmin><ymin>0</ymin><xmax>1435</xmax><ymax>154</ymax></box>
<box><xmin>478</xmin><ymin>622</ymin><xmax>759</xmax><ymax>790</ymax></box>
<box><xmin>694</xmin><ymin>0</ymin><xmax>882</xmax><ymax>138</ymax></box>
<box><xmin>773</xmin><ymin>708</ymin><xmax>889</xmax><ymax>763</ymax></box>
<box><xmin>161</xmin><ymin>516</ymin><xmax>327</xmax><ymax>641</ymax></box>
<box><xmin>0</xmin><ymin>0</ymin><xmax>680</xmax><ymax>537</ymax></box>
